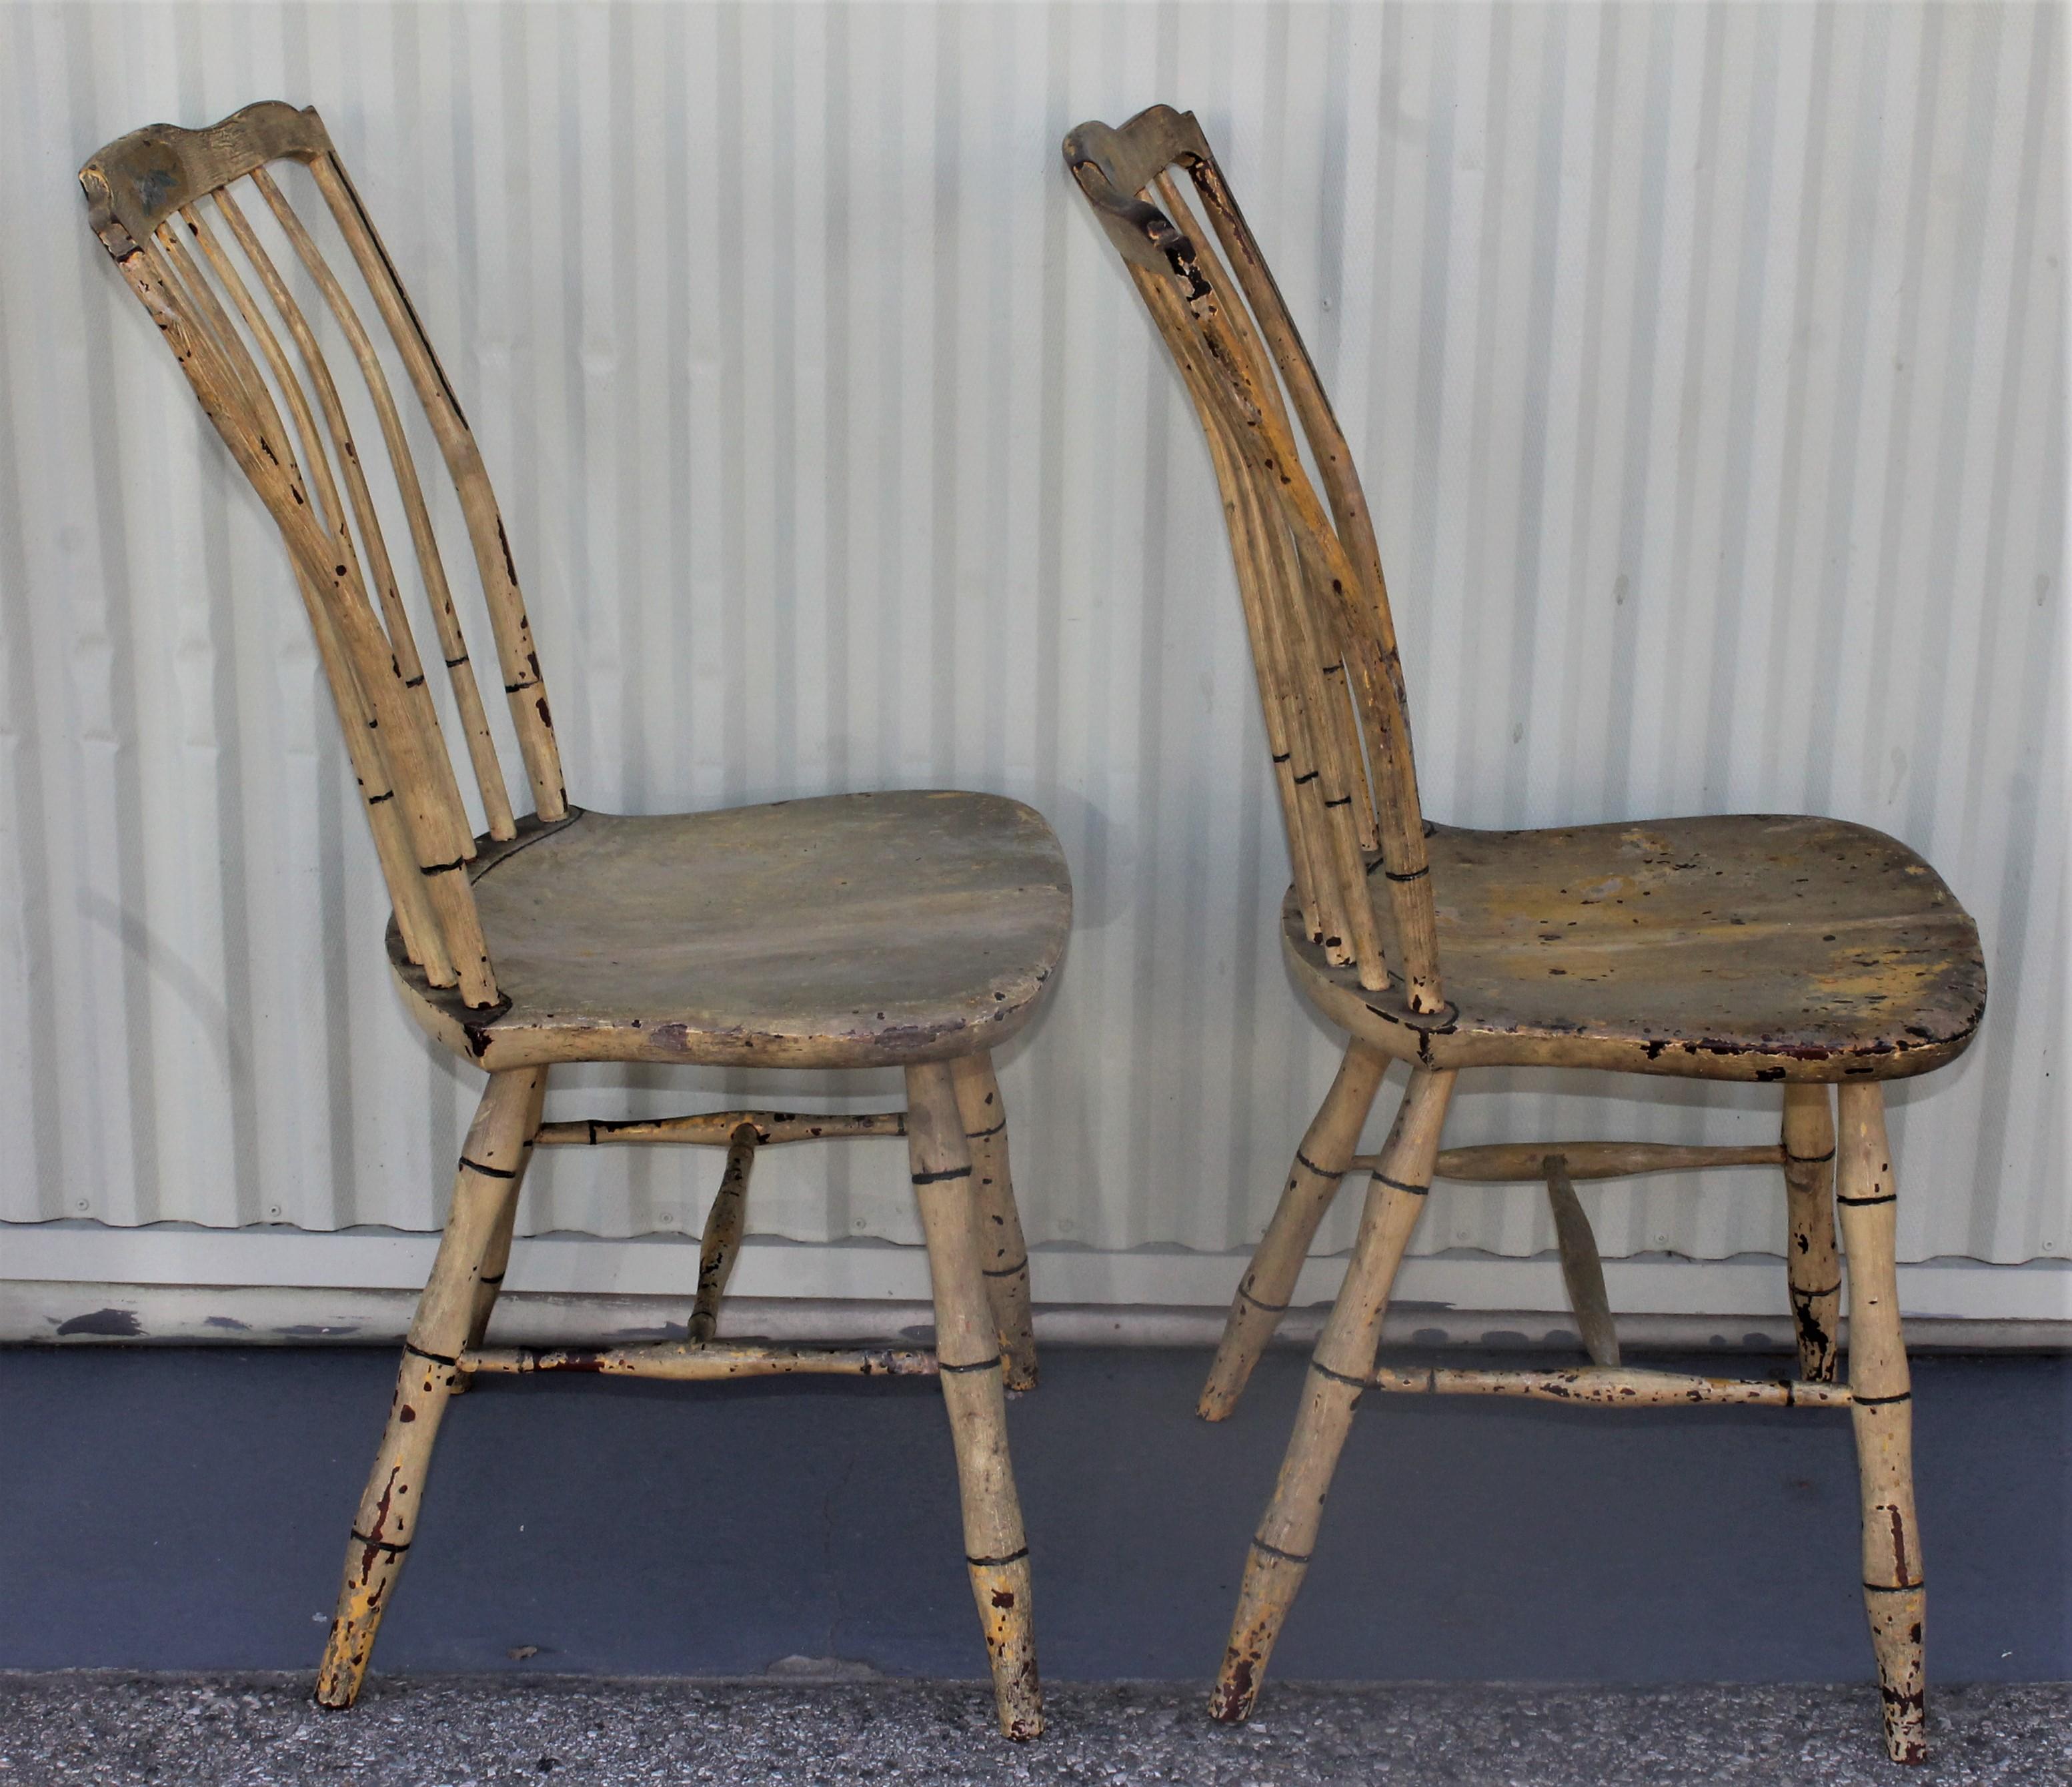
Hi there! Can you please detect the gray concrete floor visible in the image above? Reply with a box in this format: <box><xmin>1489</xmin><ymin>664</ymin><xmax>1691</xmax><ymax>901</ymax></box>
<box><xmin>2</xmin><ymin>1673</ymin><xmax>2068</xmax><ymax>1786</ymax></box>
<box><xmin>1</xmin><ymin>1345</ymin><xmax>2065</xmax><ymax>1782</ymax></box>
<box><xmin>3</xmin><ymin>1347</ymin><xmax>2066</xmax><ymax>1683</ymax></box>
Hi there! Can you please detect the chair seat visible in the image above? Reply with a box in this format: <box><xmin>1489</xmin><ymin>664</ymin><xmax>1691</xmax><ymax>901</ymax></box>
<box><xmin>1287</xmin><ymin>814</ymin><xmax>1985</xmax><ymax>1083</ymax></box>
<box><xmin>393</xmin><ymin>791</ymin><xmax>1074</xmax><ymax>1071</ymax></box>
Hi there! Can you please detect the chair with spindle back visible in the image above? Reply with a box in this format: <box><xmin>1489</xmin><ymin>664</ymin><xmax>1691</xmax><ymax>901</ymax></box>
<box><xmin>79</xmin><ymin>101</ymin><xmax>1066</xmax><ymax>1740</ymax></box>
<box><xmin>1065</xmin><ymin>105</ymin><xmax>1985</xmax><ymax>1766</ymax></box>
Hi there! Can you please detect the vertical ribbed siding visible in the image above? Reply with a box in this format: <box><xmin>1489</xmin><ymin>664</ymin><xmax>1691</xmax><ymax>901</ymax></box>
<box><xmin>0</xmin><ymin>2</ymin><xmax>2061</xmax><ymax>1267</ymax></box>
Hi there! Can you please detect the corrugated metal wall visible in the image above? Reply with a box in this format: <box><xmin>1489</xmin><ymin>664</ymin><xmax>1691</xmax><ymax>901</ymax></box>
<box><xmin>1</xmin><ymin>2</ymin><xmax>2063</xmax><ymax>1269</ymax></box>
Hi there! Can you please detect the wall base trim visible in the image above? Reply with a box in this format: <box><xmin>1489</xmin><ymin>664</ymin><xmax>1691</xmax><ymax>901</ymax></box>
<box><xmin>2</xmin><ymin>1283</ymin><xmax>2065</xmax><ymax>1353</ymax></box>
<box><xmin>2</xmin><ymin>1222</ymin><xmax>2066</xmax><ymax>1347</ymax></box>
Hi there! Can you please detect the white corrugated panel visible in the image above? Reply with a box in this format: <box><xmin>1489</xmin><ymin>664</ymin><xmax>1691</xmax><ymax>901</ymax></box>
<box><xmin>0</xmin><ymin>3</ymin><xmax>2062</xmax><ymax>1271</ymax></box>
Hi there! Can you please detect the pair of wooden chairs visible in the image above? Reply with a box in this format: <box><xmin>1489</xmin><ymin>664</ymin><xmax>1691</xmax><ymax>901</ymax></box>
<box><xmin>80</xmin><ymin>99</ymin><xmax>1983</xmax><ymax>1768</ymax></box>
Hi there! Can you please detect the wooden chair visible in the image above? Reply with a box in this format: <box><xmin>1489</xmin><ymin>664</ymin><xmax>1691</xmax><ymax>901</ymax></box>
<box><xmin>1064</xmin><ymin>105</ymin><xmax>1984</xmax><ymax>1766</ymax></box>
<box><xmin>79</xmin><ymin>101</ymin><xmax>1066</xmax><ymax>1741</ymax></box>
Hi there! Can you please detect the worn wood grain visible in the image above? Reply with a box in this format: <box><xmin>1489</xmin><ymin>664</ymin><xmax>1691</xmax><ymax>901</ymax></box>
<box><xmin>462</xmin><ymin>1341</ymin><xmax>938</xmax><ymax>1381</ymax></box>
<box><xmin>1783</xmin><ymin>1085</ymin><xmax>1843</xmax><ymax>1383</ymax></box>
<box><xmin>1198</xmin><ymin>1040</ymin><xmax>1387</xmax><ymax>1421</ymax></box>
<box><xmin>535</xmin><ymin>1110</ymin><xmax>907</xmax><ymax>1148</ymax></box>
<box><xmin>1291</xmin><ymin>816</ymin><xmax>1984</xmax><ymax>1083</ymax></box>
<box><xmin>1209</xmin><ymin>1069</ymin><xmax>1454</xmax><ymax>1725</ymax></box>
<box><xmin>1838</xmin><ymin>1084</ymin><xmax>1927</xmax><ymax>1764</ymax></box>
<box><xmin>1543</xmin><ymin>1157</ymin><xmax>1621</xmax><ymax>1369</ymax></box>
<box><xmin>392</xmin><ymin>795</ymin><xmax>1072</xmax><ymax>1073</ymax></box>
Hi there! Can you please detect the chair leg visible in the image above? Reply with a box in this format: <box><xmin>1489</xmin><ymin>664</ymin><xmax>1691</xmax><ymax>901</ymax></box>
<box><xmin>952</xmin><ymin>1053</ymin><xmax>1038</xmax><ymax>1391</ymax></box>
<box><xmin>459</xmin><ymin>1068</ymin><xmax>550</xmax><ymax>1362</ymax></box>
<box><xmin>1783</xmin><ymin>1083</ymin><xmax>1842</xmax><ymax>1382</ymax></box>
<box><xmin>1209</xmin><ymin>1068</ymin><xmax>1454</xmax><ymax>1723</ymax></box>
<box><xmin>908</xmin><ymin>1061</ymin><xmax>1042</xmax><ymax>1740</ymax></box>
<box><xmin>1837</xmin><ymin>1083</ymin><xmax>1927</xmax><ymax>1765</ymax></box>
<box><xmin>1199</xmin><ymin>1039</ymin><xmax>1390</xmax><ymax>1421</ymax></box>
<box><xmin>314</xmin><ymin>1067</ymin><xmax>545</xmax><ymax>1708</ymax></box>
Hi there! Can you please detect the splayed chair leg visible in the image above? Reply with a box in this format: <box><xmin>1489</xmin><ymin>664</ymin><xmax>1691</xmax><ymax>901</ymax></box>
<box><xmin>952</xmin><ymin>1053</ymin><xmax>1039</xmax><ymax>1391</ymax></box>
<box><xmin>457</xmin><ymin>1068</ymin><xmax>548</xmax><ymax>1368</ymax></box>
<box><xmin>910</xmin><ymin>1060</ymin><xmax>1042</xmax><ymax>1740</ymax></box>
<box><xmin>1209</xmin><ymin>1068</ymin><xmax>1454</xmax><ymax>1722</ymax></box>
<box><xmin>1200</xmin><ymin>1039</ymin><xmax>1390</xmax><ymax>1420</ymax></box>
<box><xmin>1783</xmin><ymin>1083</ymin><xmax>1841</xmax><ymax>1383</ymax></box>
<box><xmin>1836</xmin><ymin>1083</ymin><xmax>1927</xmax><ymax>1764</ymax></box>
<box><xmin>315</xmin><ymin>1067</ymin><xmax>544</xmax><ymax>1707</ymax></box>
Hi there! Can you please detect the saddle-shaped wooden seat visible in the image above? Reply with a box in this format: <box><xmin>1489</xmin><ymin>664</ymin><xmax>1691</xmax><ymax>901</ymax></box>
<box><xmin>399</xmin><ymin>791</ymin><xmax>1073</xmax><ymax>1071</ymax></box>
<box><xmin>1292</xmin><ymin>814</ymin><xmax>1985</xmax><ymax>1081</ymax></box>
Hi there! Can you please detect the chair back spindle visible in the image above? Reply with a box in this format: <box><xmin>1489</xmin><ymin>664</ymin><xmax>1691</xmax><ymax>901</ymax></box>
<box><xmin>1066</xmin><ymin>107</ymin><xmax>1442</xmax><ymax>1015</ymax></box>
<box><xmin>81</xmin><ymin>102</ymin><xmax>571</xmax><ymax>1010</ymax></box>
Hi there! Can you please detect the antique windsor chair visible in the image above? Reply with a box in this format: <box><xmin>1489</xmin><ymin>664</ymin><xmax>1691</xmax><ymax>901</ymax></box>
<box><xmin>1065</xmin><ymin>105</ymin><xmax>1985</xmax><ymax>1766</ymax></box>
<box><xmin>79</xmin><ymin>101</ymin><xmax>1066</xmax><ymax>1740</ymax></box>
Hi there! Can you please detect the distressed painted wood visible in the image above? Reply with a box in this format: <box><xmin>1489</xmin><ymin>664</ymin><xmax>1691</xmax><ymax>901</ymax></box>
<box><xmin>535</xmin><ymin>1111</ymin><xmax>908</xmax><ymax>1148</ymax></box>
<box><xmin>459</xmin><ymin>1068</ymin><xmax>548</xmax><ymax>1373</ymax></box>
<box><xmin>85</xmin><ymin>101</ymin><xmax>1065</xmax><ymax>1743</ymax></box>
<box><xmin>463</xmin><ymin>1340</ymin><xmax>938</xmax><ymax>1380</ymax></box>
<box><xmin>1837</xmin><ymin>1084</ymin><xmax>1927</xmax><ymax>1765</ymax></box>
<box><xmin>1543</xmin><ymin>1157</ymin><xmax>1620</xmax><ymax>1369</ymax></box>
<box><xmin>1285</xmin><ymin>816</ymin><xmax>1983</xmax><ymax>1085</ymax></box>
<box><xmin>393</xmin><ymin>798</ymin><xmax>1070</xmax><ymax>1074</ymax></box>
<box><xmin>1207</xmin><ymin>1069</ymin><xmax>1455</xmax><ymax>1724</ymax></box>
<box><xmin>1420</xmin><ymin>1141</ymin><xmax>1787</xmax><ymax>1182</ymax></box>
<box><xmin>1068</xmin><ymin>102</ymin><xmax>1977</xmax><ymax>1764</ymax></box>
<box><xmin>690</xmin><ymin>1125</ymin><xmax>757</xmax><ymax>1343</ymax></box>
<box><xmin>1366</xmin><ymin>1366</ymin><xmax>1855</xmax><ymax>1409</ymax></box>
<box><xmin>1198</xmin><ymin>1039</ymin><xmax>1387</xmax><ymax>1420</ymax></box>
<box><xmin>907</xmin><ymin>1063</ymin><xmax>1042</xmax><ymax>1740</ymax></box>
<box><xmin>316</xmin><ymin>1068</ymin><xmax>538</xmax><ymax>1706</ymax></box>
<box><xmin>953</xmin><ymin>1055</ymin><xmax>1038</xmax><ymax>1393</ymax></box>
<box><xmin>1783</xmin><ymin>1086</ymin><xmax>1843</xmax><ymax>1383</ymax></box>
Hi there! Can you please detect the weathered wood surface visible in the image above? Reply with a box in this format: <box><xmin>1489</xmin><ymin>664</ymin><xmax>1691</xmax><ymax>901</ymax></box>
<box><xmin>953</xmin><ymin>1054</ymin><xmax>1039</xmax><ymax>1392</ymax></box>
<box><xmin>536</xmin><ymin>1110</ymin><xmax>907</xmax><ymax>1147</ymax></box>
<box><xmin>1420</xmin><ymin>1140</ymin><xmax>1787</xmax><ymax>1181</ymax></box>
<box><xmin>1066</xmin><ymin>104</ymin><xmax>1442</xmax><ymax>1014</ymax></box>
<box><xmin>908</xmin><ymin>1063</ymin><xmax>1042</xmax><ymax>1740</ymax></box>
<box><xmin>1365</xmin><ymin>1366</ymin><xmax>1853</xmax><ymax>1408</ymax></box>
<box><xmin>1290</xmin><ymin>816</ymin><xmax>1984</xmax><ymax>1083</ymax></box>
<box><xmin>1198</xmin><ymin>1039</ymin><xmax>1387</xmax><ymax>1421</ymax></box>
<box><xmin>461</xmin><ymin>1340</ymin><xmax>937</xmax><ymax>1380</ymax></box>
<box><xmin>1837</xmin><ymin>1084</ymin><xmax>1927</xmax><ymax>1764</ymax></box>
<box><xmin>78</xmin><ymin>101</ymin><xmax>329</xmax><ymax>243</ymax></box>
<box><xmin>1783</xmin><ymin>1085</ymin><xmax>1843</xmax><ymax>1383</ymax></box>
<box><xmin>1209</xmin><ymin>1069</ymin><xmax>1455</xmax><ymax>1725</ymax></box>
<box><xmin>1543</xmin><ymin>1157</ymin><xmax>1621</xmax><ymax>1368</ymax></box>
<box><xmin>317</xmin><ymin>1068</ymin><xmax>540</xmax><ymax>1706</ymax></box>
<box><xmin>390</xmin><ymin>795</ymin><xmax>1072</xmax><ymax>1072</ymax></box>
<box><xmin>689</xmin><ymin>1125</ymin><xmax>757</xmax><ymax>1343</ymax></box>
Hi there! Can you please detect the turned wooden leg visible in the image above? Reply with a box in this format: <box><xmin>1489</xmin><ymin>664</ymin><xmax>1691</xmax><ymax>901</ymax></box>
<box><xmin>1210</xmin><ymin>1068</ymin><xmax>1454</xmax><ymax>1722</ymax></box>
<box><xmin>1837</xmin><ymin>1083</ymin><xmax>1927</xmax><ymax>1764</ymax></box>
<box><xmin>458</xmin><ymin>1068</ymin><xmax>548</xmax><ymax>1363</ymax></box>
<box><xmin>689</xmin><ymin>1122</ymin><xmax>758</xmax><ymax>1343</ymax></box>
<box><xmin>908</xmin><ymin>1061</ymin><xmax>1042</xmax><ymax>1740</ymax></box>
<box><xmin>1783</xmin><ymin>1083</ymin><xmax>1842</xmax><ymax>1383</ymax></box>
<box><xmin>952</xmin><ymin>1053</ymin><xmax>1038</xmax><ymax>1391</ymax></box>
<box><xmin>315</xmin><ymin>1067</ymin><xmax>544</xmax><ymax>1708</ymax></box>
<box><xmin>1200</xmin><ymin>1039</ymin><xmax>1390</xmax><ymax>1421</ymax></box>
